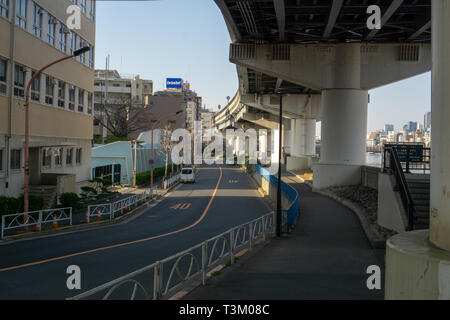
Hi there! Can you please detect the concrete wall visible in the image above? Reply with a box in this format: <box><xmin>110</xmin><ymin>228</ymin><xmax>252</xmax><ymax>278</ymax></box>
<box><xmin>313</xmin><ymin>164</ymin><xmax>362</xmax><ymax>189</ymax></box>
<box><xmin>377</xmin><ymin>173</ymin><xmax>407</xmax><ymax>233</ymax></box>
<box><xmin>251</xmin><ymin>172</ymin><xmax>290</xmax><ymax>210</ymax></box>
<box><xmin>361</xmin><ymin>165</ymin><xmax>380</xmax><ymax>190</ymax></box>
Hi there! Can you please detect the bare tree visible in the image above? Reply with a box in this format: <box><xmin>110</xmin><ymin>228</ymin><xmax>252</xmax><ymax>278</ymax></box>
<box><xmin>159</xmin><ymin>124</ymin><xmax>174</xmax><ymax>180</ymax></box>
<box><xmin>95</xmin><ymin>97</ymin><xmax>149</xmax><ymax>138</ymax></box>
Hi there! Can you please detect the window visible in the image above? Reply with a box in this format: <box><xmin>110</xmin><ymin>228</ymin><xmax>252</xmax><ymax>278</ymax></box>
<box><xmin>66</xmin><ymin>148</ymin><xmax>73</xmax><ymax>165</ymax></box>
<box><xmin>59</xmin><ymin>25</ymin><xmax>68</xmax><ymax>53</ymax></box>
<box><xmin>15</xmin><ymin>0</ymin><xmax>26</xmax><ymax>29</ymax></box>
<box><xmin>87</xmin><ymin>92</ymin><xmax>92</xmax><ymax>114</ymax></box>
<box><xmin>76</xmin><ymin>148</ymin><xmax>82</xmax><ymax>164</ymax></box>
<box><xmin>70</xmin><ymin>32</ymin><xmax>77</xmax><ymax>55</ymax></box>
<box><xmin>14</xmin><ymin>64</ymin><xmax>25</xmax><ymax>98</ymax></box>
<box><xmin>1</xmin><ymin>0</ymin><xmax>9</xmax><ymax>18</ymax></box>
<box><xmin>10</xmin><ymin>149</ymin><xmax>21</xmax><ymax>170</ymax></box>
<box><xmin>55</xmin><ymin>148</ymin><xmax>63</xmax><ymax>166</ymax></box>
<box><xmin>79</xmin><ymin>0</ymin><xmax>86</xmax><ymax>14</ymax></box>
<box><xmin>47</xmin><ymin>15</ymin><xmax>56</xmax><ymax>46</ymax></box>
<box><xmin>78</xmin><ymin>89</ymin><xmax>84</xmax><ymax>112</ymax></box>
<box><xmin>42</xmin><ymin>148</ymin><xmax>51</xmax><ymax>167</ymax></box>
<box><xmin>0</xmin><ymin>58</ymin><xmax>6</xmax><ymax>95</ymax></box>
<box><xmin>68</xmin><ymin>85</ymin><xmax>75</xmax><ymax>110</ymax></box>
<box><xmin>32</xmin><ymin>3</ymin><xmax>42</xmax><ymax>37</ymax></box>
<box><xmin>78</xmin><ymin>38</ymin><xmax>86</xmax><ymax>63</ymax></box>
<box><xmin>58</xmin><ymin>80</ymin><xmax>65</xmax><ymax>108</ymax></box>
<box><xmin>31</xmin><ymin>71</ymin><xmax>40</xmax><ymax>101</ymax></box>
<box><xmin>88</xmin><ymin>45</ymin><xmax>94</xmax><ymax>68</ymax></box>
<box><xmin>89</xmin><ymin>0</ymin><xmax>95</xmax><ymax>21</ymax></box>
<box><xmin>45</xmin><ymin>75</ymin><xmax>54</xmax><ymax>105</ymax></box>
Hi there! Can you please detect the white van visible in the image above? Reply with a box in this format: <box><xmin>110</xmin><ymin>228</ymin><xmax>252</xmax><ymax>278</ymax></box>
<box><xmin>181</xmin><ymin>167</ymin><xmax>195</xmax><ymax>183</ymax></box>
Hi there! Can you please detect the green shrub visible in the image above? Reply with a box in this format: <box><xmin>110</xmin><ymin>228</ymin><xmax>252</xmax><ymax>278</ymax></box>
<box><xmin>18</xmin><ymin>195</ymin><xmax>44</xmax><ymax>212</ymax></box>
<box><xmin>0</xmin><ymin>195</ymin><xmax>44</xmax><ymax>216</ymax></box>
<box><xmin>59</xmin><ymin>192</ymin><xmax>79</xmax><ymax>209</ymax></box>
<box><xmin>0</xmin><ymin>196</ymin><xmax>21</xmax><ymax>217</ymax></box>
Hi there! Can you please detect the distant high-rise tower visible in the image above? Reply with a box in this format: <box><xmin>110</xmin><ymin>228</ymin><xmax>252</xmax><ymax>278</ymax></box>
<box><xmin>385</xmin><ymin>124</ymin><xmax>394</xmax><ymax>133</ymax></box>
<box><xmin>424</xmin><ymin>112</ymin><xmax>431</xmax><ymax>131</ymax></box>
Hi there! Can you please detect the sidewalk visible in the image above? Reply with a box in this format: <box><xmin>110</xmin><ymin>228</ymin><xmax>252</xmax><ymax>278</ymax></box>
<box><xmin>183</xmin><ymin>172</ymin><xmax>385</xmax><ymax>300</ymax></box>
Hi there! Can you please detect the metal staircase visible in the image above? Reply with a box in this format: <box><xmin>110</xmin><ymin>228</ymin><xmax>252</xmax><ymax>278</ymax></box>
<box><xmin>406</xmin><ymin>178</ymin><xmax>430</xmax><ymax>229</ymax></box>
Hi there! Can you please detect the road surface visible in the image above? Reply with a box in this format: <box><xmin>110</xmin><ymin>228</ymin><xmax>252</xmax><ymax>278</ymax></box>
<box><xmin>0</xmin><ymin>165</ymin><xmax>270</xmax><ymax>299</ymax></box>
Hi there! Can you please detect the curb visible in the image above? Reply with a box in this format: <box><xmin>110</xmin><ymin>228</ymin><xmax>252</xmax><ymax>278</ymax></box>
<box><xmin>0</xmin><ymin>181</ymin><xmax>182</xmax><ymax>244</ymax></box>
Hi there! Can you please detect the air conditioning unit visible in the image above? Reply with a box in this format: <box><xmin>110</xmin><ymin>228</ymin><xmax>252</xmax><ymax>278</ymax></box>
<box><xmin>48</xmin><ymin>17</ymin><xmax>57</xmax><ymax>25</ymax></box>
<box><xmin>79</xmin><ymin>40</ymin><xmax>87</xmax><ymax>47</ymax></box>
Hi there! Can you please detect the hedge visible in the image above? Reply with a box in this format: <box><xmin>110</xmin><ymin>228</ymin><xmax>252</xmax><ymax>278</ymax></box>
<box><xmin>0</xmin><ymin>195</ymin><xmax>44</xmax><ymax>217</ymax></box>
<box><xmin>136</xmin><ymin>164</ymin><xmax>180</xmax><ymax>186</ymax></box>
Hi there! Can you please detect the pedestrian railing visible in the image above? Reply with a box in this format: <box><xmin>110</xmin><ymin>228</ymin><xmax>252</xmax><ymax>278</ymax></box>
<box><xmin>86</xmin><ymin>188</ymin><xmax>158</xmax><ymax>223</ymax></box>
<box><xmin>68</xmin><ymin>212</ymin><xmax>275</xmax><ymax>300</ymax></box>
<box><xmin>163</xmin><ymin>174</ymin><xmax>181</xmax><ymax>189</ymax></box>
<box><xmin>1</xmin><ymin>208</ymin><xmax>72</xmax><ymax>239</ymax></box>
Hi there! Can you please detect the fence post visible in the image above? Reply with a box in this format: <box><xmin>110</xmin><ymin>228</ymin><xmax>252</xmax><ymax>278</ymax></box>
<box><xmin>1</xmin><ymin>216</ymin><xmax>4</xmax><ymax>239</ymax></box>
<box><xmin>86</xmin><ymin>207</ymin><xmax>90</xmax><ymax>223</ymax></box>
<box><xmin>153</xmin><ymin>261</ymin><xmax>162</xmax><ymax>300</ymax></box>
<box><xmin>37</xmin><ymin>211</ymin><xmax>42</xmax><ymax>231</ymax></box>
<box><xmin>69</xmin><ymin>208</ymin><xmax>72</xmax><ymax>226</ymax></box>
<box><xmin>201</xmin><ymin>242</ymin><xmax>207</xmax><ymax>285</ymax></box>
<box><xmin>110</xmin><ymin>204</ymin><xmax>113</xmax><ymax>220</ymax></box>
<box><xmin>230</xmin><ymin>229</ymin><xmax>234</xmax><ymax>265</ymax></box>
<box><xmin>263</xmin><ymin>216</ymin><xmax>266</xmax><ymax>242</ymax></box>
<box><xmin>249</xmin><ymin>222</ymin><xmax>253</xmax><ymax>250</ymax></box>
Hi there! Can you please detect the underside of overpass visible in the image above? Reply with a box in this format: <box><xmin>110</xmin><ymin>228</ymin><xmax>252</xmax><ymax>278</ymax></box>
<box><xmin>213</xmin><ymin>0</ymin><xmax>450</xmax><ymax>300</ymax></box>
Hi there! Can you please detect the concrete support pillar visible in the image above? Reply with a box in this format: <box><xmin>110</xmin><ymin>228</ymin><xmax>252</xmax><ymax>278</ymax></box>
<box><xmin>291</xmin><ymin>118</ymin><xmax>316</xmax><ymax>157</ymax></box>
<box><xmin>313</xmin><ymin>44</ymin><xmax>367</xmax><ymax>189</ymax></box>
<box><xmin>385</xmin><ymin>0</ymin><xmax>450</xmax><ymax>299</ymax></box>
<box><xmin>271</xmin><ymin>129</ymin><xmax>279</xmax><ymax>164</ymax></box>
<box><xmin>287</xmin><ymin>118</ymin><xmax>316</xmax><ymax>171</ymax></box>
<box><xmin>320</xmin><ymin>89</ymin><xmax>368</xmax><ymax>165</ymax></box>
<box><xmin>430</xmin><ymin>0</ymin><xmax>450</xmax><ymax>252</ymax></box>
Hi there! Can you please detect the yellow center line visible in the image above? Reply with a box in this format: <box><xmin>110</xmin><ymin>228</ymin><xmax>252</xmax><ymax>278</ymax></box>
<box><xmin>0</xmin><ymin>167</ymin><xmax>223</xmax><ymax>273</ymax></box>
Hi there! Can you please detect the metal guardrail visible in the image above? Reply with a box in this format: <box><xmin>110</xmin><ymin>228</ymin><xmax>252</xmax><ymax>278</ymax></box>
<box><xmin>257</xmin><ymin>166</ymin><xmax>299</xmax><ymax>233</ymax></box>
<box><xmin>87</xmin><ymin>188</ymin><xmax>158</xmax><ymax>223</ymax></box>
<box><xmin>383</xmin><ymin>143</ymin><xmax>430</xmax><ymax>174</ymax></box>
<box><xmin>1</xmin><ymin>208</ymin><xmax>72</xmax><ymax>239</ymax></box>
<box><xmin>68</xmin><ymin>212</ymin><xmax>275</xmax><ymax>300</ymax></box>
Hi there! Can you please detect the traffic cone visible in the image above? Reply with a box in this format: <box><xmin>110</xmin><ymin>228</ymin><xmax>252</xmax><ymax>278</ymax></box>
<box><xmin>85</xmin><ymin>210</ymin><xmax>89</xmax><ymax>223</ymax></box>
<box><xmin>52</xmin><ymin>214</ymin><xmax>58</xmax><ymax>228</ymax></box>
<box><xmin>35</xmin><ymin>223</ymin><xmax>40</xmax><ymax>231</ymax></box>
<box><xmin>96</xmin><ymin>208</ymin><xmax>101</xmax><ymax>221</ymax></box>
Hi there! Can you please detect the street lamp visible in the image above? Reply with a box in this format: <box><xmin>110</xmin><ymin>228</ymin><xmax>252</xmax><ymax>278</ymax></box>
<box><xmin>276</xmin><ymin>94</ymin><xmax>284</xmax><ymax>237</ymax></box>
<box><xmin>23</xmin><ymin>47</ymin><xmax>90</xmax><ymax>230</ymax></box>
<box><xmin>150</xmin><ymin>110</ymin><xmax>183</xmax><ymax>190</ymax></box>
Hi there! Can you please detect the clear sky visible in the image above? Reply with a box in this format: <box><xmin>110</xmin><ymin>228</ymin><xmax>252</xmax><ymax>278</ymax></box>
<box><xmin>95</xmin><ymin>0</ymin><xmax>431</xmax><ymax>133</ymax></box>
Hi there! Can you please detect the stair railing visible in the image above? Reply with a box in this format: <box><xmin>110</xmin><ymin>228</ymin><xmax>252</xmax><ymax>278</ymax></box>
<box><xmin>385</xmin><ymin>147</ymin><xmax>416</xmax><ymax>231</ymax></box>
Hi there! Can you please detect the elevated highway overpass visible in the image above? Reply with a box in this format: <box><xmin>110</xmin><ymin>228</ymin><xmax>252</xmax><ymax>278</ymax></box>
<box><xmin>213</xmin><ymin>0</ymin><xmax>450</xmax><ymax>299</ymax></box>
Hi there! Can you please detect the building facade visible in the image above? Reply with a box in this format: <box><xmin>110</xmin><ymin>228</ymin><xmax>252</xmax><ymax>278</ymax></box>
<box><xmin>0</xmin><ymin>0</ymin><xmax>96</xmax><ymax>199</ymax></box>
<box><xmin>93</xmin><ymin>70</ymin><xmax>153</xmax><ymax>138</ymax></box>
